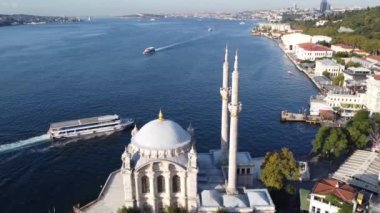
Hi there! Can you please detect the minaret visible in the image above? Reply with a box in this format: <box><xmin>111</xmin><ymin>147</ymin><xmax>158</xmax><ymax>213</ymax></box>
<box><xmin>220</xmin><ymin>45</ymin><xmax>230</xmax><ymax>165</ymax></box>
<box><xmin>226</xmin><ymin>50</ymin><xmax>242</xmax><ymax>195</ymax></box>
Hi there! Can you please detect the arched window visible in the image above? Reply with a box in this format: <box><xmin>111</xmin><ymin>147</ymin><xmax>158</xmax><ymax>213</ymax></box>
<box><xmin>157</xmin><ymin>175</ymin><xmax>165</xmax><ymax>193</ymax></box>
<box><xmin>141</xmin><ymin>175</ymin><xmax>150</xmax><ymax>193</ymax></box>
<box><xmin>172</xmin><ymin>175</ymin><xmax>181</xmax><ymax>193</ymax></box>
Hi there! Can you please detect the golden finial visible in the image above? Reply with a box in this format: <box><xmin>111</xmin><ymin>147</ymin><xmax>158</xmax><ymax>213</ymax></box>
<box><xmin>158</xmin><ymin>109</ymin><xmax>164</xmax><ymax>121</ymax></box>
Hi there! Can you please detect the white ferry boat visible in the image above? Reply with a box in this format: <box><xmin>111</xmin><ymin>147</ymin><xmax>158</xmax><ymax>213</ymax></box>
<box><xmin>48</xmin><ymin>115</ymin><xmax>134</xmax><ymax>141</ymax></box>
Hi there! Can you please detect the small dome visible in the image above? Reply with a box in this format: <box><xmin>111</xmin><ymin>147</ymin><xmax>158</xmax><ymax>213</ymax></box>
<box><xmin>133</xmin><ymin>119</ymin><xmax>191</xmax><ymax>150</ymax></box>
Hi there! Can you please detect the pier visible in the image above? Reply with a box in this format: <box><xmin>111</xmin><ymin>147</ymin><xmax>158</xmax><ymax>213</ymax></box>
<box><xmin>281</xmin><ymin>111</ymin><xmax>343</xmax><ymax>127</ymax></box>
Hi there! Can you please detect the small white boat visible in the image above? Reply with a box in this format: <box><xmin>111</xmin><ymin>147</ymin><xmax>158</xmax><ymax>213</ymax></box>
<box><xmin>143</xmin><ymin>47</ymin><xmax>156</xmax><ymax>55</ymax></box>
<box><xmin>239</xmin><ymin>21</ymin><xmax>246</xmax><ymax>25</ymax></box>
<box><xmin>208</xmin><ymin>28</ymin><xmax>213</xmax><ymax>32</ymax></box>
<box><xmin>288</xmin><ymin>70</ymin><xmax>293</xmax><ymax>74</ymax></box>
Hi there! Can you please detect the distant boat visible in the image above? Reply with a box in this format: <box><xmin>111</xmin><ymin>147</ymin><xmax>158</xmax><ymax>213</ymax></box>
<box><xmin>88</xmin><ymin>16</ymin><xmax>91</xmax><ymax>22</ymax></box>
<box><xmin>288</xmin><ymin>70</ymin><xmax>293</xmax><ymax>74</ymax></box>
<box><xmin>239</xmin><ymin>21</ymin><xmax>246</xmax><ymax>25</ymax></box>
<box><xmin>143</xmin><ymin>47</ymin><xmax>156</xmax><ymax>55</ymax></box>
<box><xmin>208</xmin><ymin>28</ymin><xmax>213</xmax><ymax>32</ymax></box>
<box><xmin>150</xmin><ymin>18</ymin><xmax>156</xmax><ymax>21</ymax></box>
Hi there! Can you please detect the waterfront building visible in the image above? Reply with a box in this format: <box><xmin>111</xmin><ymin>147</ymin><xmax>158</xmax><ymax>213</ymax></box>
<box><xmin>75</xmin><ymin>48</ymin><xmax>275</xmax><ymax>213</ymax></box>
<box><xmin>324</xmin><ymin>90</ymin><xmax>366</xmax><ymax>117</ymax></box>
<box><xmin>281</xmin><ymin>33</ymin><xmax>312</xmax><ymax>52</ymax></box>
<box><xmin>295</xmin><ymin>43</ymin><xmax>333</xmax><ymax>61</ymax></box>
<box><xmin>311</xmin><ymin>35</ymin><xmax>332</xmax><ymax>44</ymax></box>
<box><xmin>331</xmin><ymin>44</ymin><xmax>354</xmax><ymax>53</ymax></box>
<box><xmin>365</xmin><ymin>75</ymin><xmax>380</xmax><ymax>113</ymax></box>
<box><xmin>348</xmin><ymin>56</ymin><xmax>380</xmax><ymax>72</ymax></box>
<box><xmin>315</xmin><ymin>59</ymin><xmax>344</xmax><ymax>77</ymax></box>
<box><xmin>309</xmin><ymin>179</ymin><xmax>357</xmax><ymax>213</ymax></box>
<box><xmin>332</xmin><ymin>150</ymin><xmax>380</xmax><ymax>194</ymax></box>
<box><xmin>343</xmin><ymin>67</ymin><xmax>371</xmax><ymax>86</ymax></box>
<box><xmin>257</xmin><ymin>23</ymin><xmax>291</xmax><ymax>33</ymax></box>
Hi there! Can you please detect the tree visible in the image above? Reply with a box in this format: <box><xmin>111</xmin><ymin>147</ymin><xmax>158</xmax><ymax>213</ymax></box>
<box><xmin>346</xmin><ymin>110</ymin><xmax>372</xmax><ymax>149</ymax></box>
<box><xmin>312</xmin><ymin>127</ymin><xmax>348</xmax><ymax>158</ymax></box>
<box><xmin>322</xmin><ymin>70</ymin><xmax>330</xmax><ymax>78</ymax></box>
<box><xmin>117</xmin><ymin>206</ymin><xmax>140</xmax><ymax>213</ymax></box>
<box><xmin>346</xmin><ymin>61</ymin><xmax>361</xmax><ymax>68</ymax></box>
<box><xmin>332</xmin><ymin>74</ymin><xmax>344</xmax><ymax>86</ymax></box>
<box><xmin>164</xmin><ymin>204</ymin><xmax>187</xmax><ymax>213</ymax></box>
<box><xmin>260</xmin><ymin>148</ymin><xmax>299</xmax><ymax>190</ymax></box>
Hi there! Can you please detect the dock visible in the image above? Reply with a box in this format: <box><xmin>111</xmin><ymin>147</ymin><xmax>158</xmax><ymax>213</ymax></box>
<box><xmin>280</xmin><ymin>111</ymin><xmax>343</xmax><ymax>127</ymax></box>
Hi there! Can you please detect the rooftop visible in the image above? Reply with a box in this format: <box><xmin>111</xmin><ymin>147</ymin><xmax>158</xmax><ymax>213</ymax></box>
<box><xmin>332</xmin><ymin>43</ymin><xmax>354</xmax><ymax>49</ymax></box>
<box><xmin>332</xmin><ymin>150</ymin><xmax>380</xmax><ymax>194</ymax></box>
<box><xmin>297</xmin><ymin>43</ymin><xmax>331</xmax><ymax>52</ymax></box>
<box><xmin>50</xmin><ymin>114</ymin><xmax>119</xmax><ymax>129</ymax></box>
<box><xmin>317</xmin><ymin>59</ymin><xmax>340</xmax><ymax>66</ymax></box>
<box><xmin>312</xmin><ymin>178</ymin><xmax>356</xmax><ymax>204</ymax></box>
<box><xmin>368</xmin><ymin>55</ymin><xmax>380</xmax><ymax>62</ymax></box>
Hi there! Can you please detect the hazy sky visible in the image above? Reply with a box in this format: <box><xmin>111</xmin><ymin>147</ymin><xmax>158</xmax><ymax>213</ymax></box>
<box><xmin>0</xmin><ymin>0</ymin><xmax>379</xmax><ymax>16</ymax></box>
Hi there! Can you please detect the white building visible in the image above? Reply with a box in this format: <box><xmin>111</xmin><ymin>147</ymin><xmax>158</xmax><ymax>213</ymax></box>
<box><xmin>74</xmin><ymin>48</ymin><xmax>276</xmax><ymax>213</ymax></box>
<box><xmin>315</xmin><ymin>59</ymin><xmax>344</xmax><ymax>77</ymax></box>
<box><xmin>343</xmin><ymin>67</ymin><xmax>371</xmax><ymax>86</ymax></box>
<box><xmin>366</xmin><ymin>75</ymin><xmax>380</xmax><ymax>113</ymax></box>
<box><xmin>311</xmin><ymin>35</ymin><xmax>332</xmax><ymax>44</ymax></box>
<box><xmin>257</xmin><ymin>23</ymin><xmax>291</xmax><ymax>32</ymax></box>
<box><xmin>295</xmin><ymin>43</ymin><xmax>333</xmax><ymax>61</ymax></box>
<box><xmin>309</xmin><ymin>179</ymin><xmax>356</xmax><ymax>213</ymax></box>
<box><xmin>281</xmin><ymin>33</ymin><xmax>312</xmax><ymax>52</ymax></box>
<box><xmin>325</xmin><ymin>90</ymin><xmax>366</xmax><ymax>117</ymax></box>
<box><xmin>331</xmin><ymin>44</ymin><xmax>354</xmax><ymax>53</ymax></box>
<box><xmin>315</xmin><ymin>20</ymin><xmax>329</xmax><ymax>27</ymax></box>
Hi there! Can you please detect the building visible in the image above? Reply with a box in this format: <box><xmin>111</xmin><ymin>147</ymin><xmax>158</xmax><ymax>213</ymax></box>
<box><xmin>311</xmin><ymin>35</ymin><xmax>332</xmax><ymax>44</ymax></box>
<box><xmin>343</xmin><ymin>67</ymin><xmax>371</xmax><ymax>86</ymax></box>
<box><xmin>257</xmin><ymin>23</ymin><xmax>291</xmax><ymax>32</ymax></box>
<box><xmin>365</xmin><ymin>75</ymin><xmax>380</xmax><ymax>113</ymax></box>
<box><xmin>320</xmin><ymin>0</ymin><xmax>331</xmax><ymax>13</ymax></box>
<box><xmin>338</xmin><ymin>26</ymin><xmax>354</xmax><ymax>33</ymax></box>
<box><xmin>74</xmin><ymin>48</ymin><xmax>275</xmax><ymax>213</ymax></box>
<box><xmin>295</xmin><ymin>43</ymin><xmax>333</xmax><ymax>61</ymax></box>
<box><xmin>315</xmin><ymin>20</ymin><xmax>329</xmax><ymax>27</ymax></box>
<box><xmin>333</xmin><ymin>150</ymin><xmax>380</xmax><ymax>194</ymax></box>
<box><xmin>315</xmin><ymin>59</ymin><xmax>344</xmax><ymax>77</ymax></box>
<box><xmin>324</xmin><ymin>90</ymin><xmax>366</xmax><ymax>117</ymax></box>
<box><xmin>309</xmin><ymin>179</ymin><xmax>357</xmax><ymax>213</ymax></box>
<box><xmin>331</xmin><ymin>44</ymin><xmax>354</xmax><ymax>53</ymax></box>
<box><xmin>281</xmin><ymin>33</ymin><xmax>312</xmax><ymax>52</ymax></box>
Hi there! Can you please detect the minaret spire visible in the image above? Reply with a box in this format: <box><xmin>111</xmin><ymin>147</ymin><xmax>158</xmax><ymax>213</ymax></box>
<box><xmin>226</xmin><ymin>49</ymin><xmax>242</xmax><ymax>195</ymax></box>
<box><xmin>220</xmin><ymin>44</ymin><xmax>230</xmax><ymax>165</ymax></box>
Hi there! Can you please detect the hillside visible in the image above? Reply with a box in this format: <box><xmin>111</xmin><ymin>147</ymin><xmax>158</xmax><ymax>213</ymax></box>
<box><xmin>293</xmin><ymin>7</ymin><xmax>380</xmax><ymax>54</ymax></box>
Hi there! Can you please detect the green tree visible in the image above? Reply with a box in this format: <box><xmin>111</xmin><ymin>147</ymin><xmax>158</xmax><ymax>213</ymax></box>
<box><xmin>260</xmin><ymin>148</ymin><xmax>299</xmax><ymax>190</ymax></box>
<box><xmin>164</xmin><ymin>204</ymin><xmax>187</xmax><ymax>213</ymax></box>
<box><xmin>332</xmin><ymin>74</ymin><xmax>344</xmax><ymax>86</ymax></box>
<box><xmin>117</xmin><ymin>206</ymin><xmax>140</xmax><ymax>213</ymax></box>
<box><xmin>346</xmin><ymin>110</ymin><xmax>372</xmax><ymax>149</ymax></box>
<box><xmin>312</xmin><ymin>127</ymin><xmax>349</xmax><ymax>158</ymax></box>
<box><xmin>322</xmin><ymin>70</ymin><xmax>330</xmax><ymax>78</ymax></box>
<box><xmin>346</xmin><ymin>61</ymin><xmax>361</xmax><ymax>68</ymax></box>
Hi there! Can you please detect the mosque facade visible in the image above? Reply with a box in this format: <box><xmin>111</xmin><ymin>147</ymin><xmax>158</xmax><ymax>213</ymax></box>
<box><xmin>75</xmin><ymin>47</ymin><xmax>275</xmax><ymax>213</ymax></box>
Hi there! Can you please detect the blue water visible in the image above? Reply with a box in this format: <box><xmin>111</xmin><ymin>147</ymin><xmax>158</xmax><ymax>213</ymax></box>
<box><xmin>0</xmin><ymin>18</ymin><xmax>318</xmax><ymax>212</ymax></box>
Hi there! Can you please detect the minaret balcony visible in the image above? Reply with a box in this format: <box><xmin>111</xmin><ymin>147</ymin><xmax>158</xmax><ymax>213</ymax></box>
<box><xmin>228</xmin><ymin>102</ymin><xmax>242</xmax><ymax>117</ymax></box>
<box><xmin>220</xmin><ymin>87</ymin><xmax>231</xmax><ymax>100</ymax></box>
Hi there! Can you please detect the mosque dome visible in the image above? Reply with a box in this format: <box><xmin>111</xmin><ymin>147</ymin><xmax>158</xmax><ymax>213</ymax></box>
<box><xmin>132</xmin><ymin>111</ymin><xmax>191</xmax><ymax>150</ymax></box>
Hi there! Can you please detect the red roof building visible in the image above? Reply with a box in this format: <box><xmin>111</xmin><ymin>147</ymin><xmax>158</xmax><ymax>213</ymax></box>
<box><xmin>312</xmin><ymin>179</ymin><xmax>356</xmax><ymax>204</ymax></box>
<box><xmin>295</xmin><ymin>43</ymin><xmax>333</xmax><ymax>61</ymax></box>
<box><xmin>308</xmin><ymin>179</ymin><xmax>357</xmax><ymax>213</ymax></box>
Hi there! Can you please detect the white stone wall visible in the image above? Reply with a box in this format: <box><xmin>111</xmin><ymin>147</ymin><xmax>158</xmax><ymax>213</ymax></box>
<box><xmin>309</xmin><ymin>194</ymin><xmax>340</xmax><ymax>213</ymax></box>
<box><xmin>281</xmin><ymin>33</ymin><xmax>312</xmax><ymax>52</ymax></box>
<box><xmin>366</xmin><ymin>76</ymin><xmax>380</xmax><ymax>113</ymax></box>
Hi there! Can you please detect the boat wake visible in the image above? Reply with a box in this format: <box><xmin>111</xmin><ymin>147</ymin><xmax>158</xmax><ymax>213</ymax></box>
<box><xmin>155</xmin><ymin>34</ymin><xmax>210</xmax><ymax>52</ymax></box>
<box><xmin>0</xmin><ymin>134</ymin><xmax>50</xmax><ymax>154</ymax></box>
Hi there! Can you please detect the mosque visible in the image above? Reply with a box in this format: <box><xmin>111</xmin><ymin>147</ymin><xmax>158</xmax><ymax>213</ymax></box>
<box><xmin>75</xmin><ymin>47</ymin><xmax>276</xmax><ymax>213</ymax></box>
